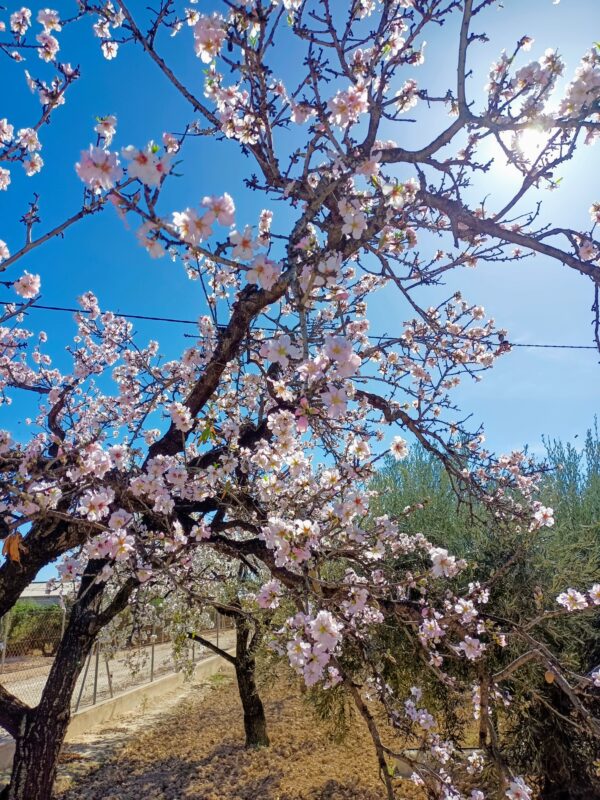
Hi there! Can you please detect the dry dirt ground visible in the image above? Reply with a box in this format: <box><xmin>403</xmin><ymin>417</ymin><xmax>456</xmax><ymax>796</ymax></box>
<box><xmin>55</xmin><ymin>669</ymin><xmax>424</xmax><ymax>800</ymax></box>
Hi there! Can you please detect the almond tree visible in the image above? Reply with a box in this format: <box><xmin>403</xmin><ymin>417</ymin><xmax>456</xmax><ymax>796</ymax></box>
<box><xmin>0</xmin><ymin>2</ymin><xmax>599</xmax><ymax>799</ymax></box>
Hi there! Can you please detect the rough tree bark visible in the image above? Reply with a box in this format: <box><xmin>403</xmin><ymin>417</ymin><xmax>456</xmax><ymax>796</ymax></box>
<box><xmin>189</xmin><ymin>605</ymin><xmax>269</xmax><ymax>749</ymax></box>
<box><xmin>0</xmin><ymin>562</ymin><xmax>134</xmax><ymax>800</ymax></box>
<box><xmin>233</xmin><ymin>612</ymin><xmax>269</xmax><ymax>749</ymax></box>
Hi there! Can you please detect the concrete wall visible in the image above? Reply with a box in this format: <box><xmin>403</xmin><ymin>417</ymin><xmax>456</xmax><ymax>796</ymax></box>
<box><xmin>0</xmin><ymin>651</ymin><xmax>235</xmax><ymax>771</ymax></box>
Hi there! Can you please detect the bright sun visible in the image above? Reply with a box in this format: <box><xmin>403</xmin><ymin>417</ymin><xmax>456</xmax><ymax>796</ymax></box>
<box><xmin>516</xmin><ymin>127</ymin><xmax>550</xmax><ymax>162</ymax></box>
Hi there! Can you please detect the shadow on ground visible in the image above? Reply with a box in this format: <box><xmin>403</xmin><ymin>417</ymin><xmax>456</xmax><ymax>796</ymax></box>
<box><xmin>57</xmin><ymin>747</ymin><xmax>383</xmax><ymax>800</ymax></box>
<box><xmin>55</xmin><ymin>671</ymin><xmax>419</xmax><ymax>800</ymax></box>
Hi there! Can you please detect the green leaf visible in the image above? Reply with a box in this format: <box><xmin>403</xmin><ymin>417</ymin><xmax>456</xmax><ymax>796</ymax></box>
<box><xmin>199</xmin><ymin>423</ymin><xmax>216</xmax><ymax>444</ymax></box>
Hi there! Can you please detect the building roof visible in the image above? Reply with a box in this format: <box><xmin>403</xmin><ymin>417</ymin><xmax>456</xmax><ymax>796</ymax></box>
<box><xmin>20</xmin><ymin>581</ymin><xmax>62</xmax><ymax>601</ymax></box>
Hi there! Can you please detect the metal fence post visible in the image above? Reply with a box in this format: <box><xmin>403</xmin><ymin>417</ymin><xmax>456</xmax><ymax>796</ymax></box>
<box><xmin>216</xmin><ymin>611</ymin><xmax>219</xmax><ymax>649</ymax></box>
<box><xmin>92</xmin><ymin>642</ymin><xmax>100</xmax><ymax>705</ymax></box>
<box><xmin>104</xmin><ymin>654</ymin><xmax>113</xmax><ymax>698</ymax></box>
<box><xmin>0</xmin><ymin>611</ymin><xmax>11</xmax><ymax>675</ymax></box>
<box><xmin>150</xmin><ymin>624</ymin><xmax>155</xmax><ymax>682</ymax></box>
<box><xmin>75</xmin><ymin>649</ymin><xmax>93</xmax><ymax>711</ymax></box>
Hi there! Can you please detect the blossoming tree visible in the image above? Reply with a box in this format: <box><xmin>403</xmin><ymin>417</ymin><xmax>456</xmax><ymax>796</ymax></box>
<box><xmin>0</xmin><ymin>1</ymin><xmax>599</xmax><ymax>798</ymax></box>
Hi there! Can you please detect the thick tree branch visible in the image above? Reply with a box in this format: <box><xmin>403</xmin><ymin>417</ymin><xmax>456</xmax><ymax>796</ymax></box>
<box><xmin>187</xmin><ymin>632</ymin><xmax>236</xmax><ymax>665</ymax></box>
<box><xmin>420</xmin><ymin>189</ymin><xmax>600</xmax><ymax>282</ymax></box>
<box><xmin>0</xmin><ymin>685</ymin><xmax>30</xmax><ymax>740</ymax></box>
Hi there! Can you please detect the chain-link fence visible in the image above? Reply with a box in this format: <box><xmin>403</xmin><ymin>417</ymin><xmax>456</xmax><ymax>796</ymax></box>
<box><xmin>0</xmin><ymin>604</ymin><xmax>235</xmax><ymax>719</ymax></box>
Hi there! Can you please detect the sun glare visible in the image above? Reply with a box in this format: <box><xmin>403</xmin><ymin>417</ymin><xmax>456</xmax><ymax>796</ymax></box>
<box><xmin>516</xmin><ymin>127</ymin><xmax>550</xmax><ymax>162</ymax></box>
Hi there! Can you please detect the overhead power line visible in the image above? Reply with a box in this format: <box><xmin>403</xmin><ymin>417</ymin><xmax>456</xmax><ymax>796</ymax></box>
<box><xmin>507</xmin><ymin>342</ymin><xmax>596</xmax><ymax>350</ymax></box>
<box><xmin>0</xmin><ymin>299</ymin><xmax>597</xmax><ymax>351</ymax></box>
<box><xmin>1</xmin><ymin>301</ymin><xmax>200</xmax><ymax>327</ymax></box>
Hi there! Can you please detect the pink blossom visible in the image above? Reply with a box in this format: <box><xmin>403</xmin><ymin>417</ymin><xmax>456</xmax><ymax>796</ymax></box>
<box><xmin>78</xmin><ymin>488</ymin><xmax>115</xmax><ymax>521</ymax></box>
<box><xmin>202</xmin><ymin>193</ymin><xmax>235</xmax><ymax>226</ymax></box>
<box><xmin>36</xmin><ymin>32</ymin><xmax>59</xmax><ymax>61</ymax></box>
<box><xmin>430</xmin><ymin>547</ymin><xmax>459</xmax><ymax>578</ymax></box>
<box><xmin>309</xmin><ymin>610</ymin><xmax>342</xmax><ymax>652</ymax></box>
<box><xmin>0</xmin><ymin>241</ymin><xmax>10</xmax><ymax>264</ymax></box>
<box><xmin>455</xmin><ymin>598</ymin><xmax>478</xmax><ymax>623</ymax></box>
<box><xmin>172</xmin><ymin>208</ymin><xmax>214</xmax><ymax>244</ymax></box>
<box><xmin>557</xmin><ymin>588</ymin><xmax>588</xmax><ymax>611</ymax></box>
<box><xmin>303</xmin><ymin>650</ymin><xmax>330</xmax><ymax>686</ymax></box>
<box><xmin>13</xmin><ymin>272</ymin><xmax>41</xmax><ymax>299</ymax></box>
<box><xmin>101</xmin><ymin>41</ymin><xmax>118</xmax><ymax>60</ymax></box>
<box><xmin>290</xmin><ymin>103</ymin><xmax>315</xmax><ymax>124</ymax></box>
<box><xmin>341</xmin><ymin>209</ymin><xmax>368</xmax><ymax>239</ymax></box>
<box><xmin>162</xmin><ymin>132</ymin><xmax>180</xmax><ymax>153</ymax></box>
<box><xmin>169</xmin><ymin>401</ymin><xmax>193</xmax><ymax>432</ymax></box>
<box><xmin>122</xmin><ymin>145</ymin><xmax>170</xmax><ymax>187</ymax></box>
<box><xmin>505</xmin><ymin>778</ymin><xmax>532</xmax><ymax>800</ymax></box>
<box><xmin>37</xmin><ymin>9</ymin><xmax>62</xmax><ymax>33</ymax></box>
<box><xmin>458</xmin><ymin>636</ymin><xmax>486</xmax><ymax>660</ymax></box>
<box><xmin>533</xmin><ymin>505</ymin><xmax>554</xmax><ymax>527</ymax></box>
<box><xmin>76</xmin><ymin>145</ymin><xmax>123</xmax><ymax>191</ymax></box>
<box><xmin>108</xmin><ymin>509</ymin><xmax>132</xmax><ymax>530</ymax></box>
<box><xmin>247</xmin><ymin>255</ymin><xmax>281</xmax><ymax>290</ymax></box>
<box><xmin>10</xmin><ymin>8</ymin><xmax>31</xmax><ymax>35</ymax></box>
<box><xmin>321</xmin><ymin>385</ymin><xmax>348</xmax><ymax>419</ymax></box>
<box><xmin>259</xmin><ymin>335</ymin><xmax>301</xmax><ymax>368</ymax></box>
<box><xmin>419</xmin><ymin>616</ymin><xmax>445</xmax><ymax>642</ymax></box>
<box><xmin>193</xmin><ymin>14</ymin><xmax>226</xmax><ymax>63</ymax></box>
<box><xmin>256</xmin><ymin>579</ymin><xmax>282</xmax><ymax>609</ymax></box>
<box><xmin>390</xmin><ymin>436</ymin><xmax>408</xmax><ymax>460</ymax></box>
<box><xmin>23</xmin><ymin>153</ymin><xmax>43</xmax><ymax>176</ymax></box>
<box><xmin>230</xmin><ymin>226</ymin><xmax>257</xmax><ymax>261</ymax></box>
<box><xmin>108</xmin><ymin>444</ymin><xmax>129</xmax><ymax>469</ymax></box>
<box><xmin>0</xmin><ymin>119</ymin><xmax>14</xmax><ymax>144</ymax></box>
<box><xmin>17</xmin><ymin>128</ymin><xmax>40</xmax><ymax>152</ymax></box>
<box><xmin>578</xmin><ymin>239</ymin><xmax>598</xmax><ymax>261</ymax></box>
<box><xmin>589</xmin><ymin>584</ymin><xmax>600</xmax><ymax>605</ymax></box>
<box><xmin>327</xmin><ymin>84</ymin><xmax>368</xmax><ymax>127</ymax></box>
<box><xmin>287</xmin><ymin>637</ymin><xmax>311</xmax><ymax>669</ymax></box>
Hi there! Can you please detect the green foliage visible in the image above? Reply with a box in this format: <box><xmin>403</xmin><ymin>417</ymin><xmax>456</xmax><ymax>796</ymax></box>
<box><xmin>371</xmin><ymin>427</ymin><xmax>600</xmax><ymax>797</ymax></box>
<box><xmin>4</xmin><ymin>601</ymin><xmax>64</xmax><ymax>656</ymax></box>
<box><xmin>306</xmin><ymin>682</ymin><xmax>355</xmax><ymax>743</ymax></box>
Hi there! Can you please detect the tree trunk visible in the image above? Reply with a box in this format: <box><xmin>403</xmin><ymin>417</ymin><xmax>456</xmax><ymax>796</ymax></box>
<box><xmin>3</xmin><ymin>709</ymin><xmax>70</xmax><ymax>800</ymax></box>
<box><xmin>3</xmin><ymin>597</ymin><xmax>99</xmax><ymax>800</ymax></box>
<box><xmin>235</xmin><ymin>656</ymin><xmax>270</xmax><ymax>748</ymax></box>
<box><xmin>0</xmin><ymin>563</ymin><xmax>134</xmax><ymax>800</ymax></box>
<box><xmin>233</xmin><ymin>613</ymin><xmax>269</xmax><ymax>748</ymax></box>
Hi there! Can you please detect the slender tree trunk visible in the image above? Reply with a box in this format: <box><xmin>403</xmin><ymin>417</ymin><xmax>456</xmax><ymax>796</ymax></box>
<box><xmin>0</xmin><ymin>563</ymin><xmax>134</xmax><ymax>800</ymax></box>
<box><xmin>233</xmin><ymin>613</ymin><xmax>269</xmax><ymax>748</ymax></box>
<box><xmin>235</xmin><ymin>655</ymin><xmax>269</xmax><ymax>748</ymax></box>
<box><xmin>189</xmin><ymin>604</ymin><xmax>270</xmax><ymax>748</ymax></box>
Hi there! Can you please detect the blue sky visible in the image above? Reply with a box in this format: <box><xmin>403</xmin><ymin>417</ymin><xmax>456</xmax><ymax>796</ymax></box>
<box><xmin>1</xmin><ymin>0</ymin><xmax>599</xmax><ymax>476</ymax></box>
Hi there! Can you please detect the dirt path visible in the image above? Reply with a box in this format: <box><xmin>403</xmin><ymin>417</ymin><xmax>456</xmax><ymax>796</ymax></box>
<box><xmin>53</xmin><ymin>667</ymin><xmax>222</xmax><ymax>795</ymax></box>
<box><xmin>55</xmin><ymin>669</ymin><xmax>424</xmax><ymax>800</ymax></box>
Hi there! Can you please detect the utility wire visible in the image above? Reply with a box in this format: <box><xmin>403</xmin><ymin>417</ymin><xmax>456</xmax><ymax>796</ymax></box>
<box><xmin>1</xmin><ymin>301</ymin><xmax>200</xmax><ymax>327</ymax></box>
<box><xmin>1</xmin><ymin>299</ymin><xmax>597</xmax><ymax>351</ymax></box>
<box><xmin>507</xmin><ymin>343</ymin><xmax>597</xmax><ymax>350</ymax></box>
